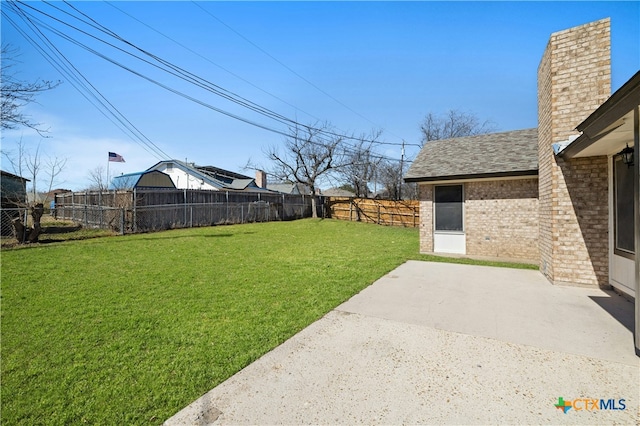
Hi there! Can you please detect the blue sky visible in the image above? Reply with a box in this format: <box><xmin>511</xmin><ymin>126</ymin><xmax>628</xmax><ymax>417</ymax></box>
<box><xmin>1</xmin><ymin>1</ymin><xmax>638</xmax><ymax>191</ymax></box>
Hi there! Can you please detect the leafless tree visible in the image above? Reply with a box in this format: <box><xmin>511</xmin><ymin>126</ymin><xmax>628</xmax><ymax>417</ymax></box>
<box><xmin>420</xmin><ymin>109</ymin><xmax>496</xmax><ymax>146</ymax></box>
<box><xmin>0</xmin><ymin>45</ymin><xmax>64</xmax><ymax>243</ymax></box>
<box><xmin>341</xmin><ymin>130</ymin><xmax>384</xmax><ymax>198</ymax></box>
<box><xmin>1</xmin><ymin>140</ymin><xmax>67</xmax><ymax>242</ymax></box>
<box><xmin>1</xmin><ymin>135</ymin><xmax>27</xmax><ymax>177</ymax></box>
<box><xmin>25</xmin><ymin>142</ymin><xmax>42</xmax><ymax>202</ymax></box>
<box><xmin>266</xmin><ymin>122</ymin><xmax>346</xmax><ymax>217</ymax></box>
<box><xmin>86</xmin><ymin>165</ymin><xmax>109</xmax><ymax>192</ymax></box>
<box><xmin>43</xmin><ymin>156</ymin><xmax>67</xmax><ymax>204</ymax></box>
<box><xmin>1</xmin><ymin>44</ymin><xmax>61</xmax><ymax>136</ymax></box>
<box><xmin>378</xmin><ymin>159</ymin><xmax>404</xmax><ymax>200</ymax></box>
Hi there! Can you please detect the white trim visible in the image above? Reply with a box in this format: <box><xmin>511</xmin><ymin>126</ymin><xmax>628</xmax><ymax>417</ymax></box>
<box><xmin>433</xmin><ymin>184</ymin><xmax>466</xmax><ymax>255</ymax></box>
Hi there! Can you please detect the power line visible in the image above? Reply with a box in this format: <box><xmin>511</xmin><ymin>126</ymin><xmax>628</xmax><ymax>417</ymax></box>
<box><xmin>3</xmin><ymin>3</ymin><xmax>170</xmax><ymax>161</ymax></box>
<box><xmin>192</xmin><ymin>1</ymin><xmax>414</xmax><ymax>145</ymax></box>
<box><xmin>26</xmin><ymin>1</ymin><xmax>408</xmax><ymax>152</ymax></box>
<box><xmin>104</xmin><ymin>1</ymin><xmax>329</xmax><ymax>129</ymax></box>
<box><xmin>7</xmin><ymin>1</ymin><xmax>414</xmax><ymax>164</ymax></box>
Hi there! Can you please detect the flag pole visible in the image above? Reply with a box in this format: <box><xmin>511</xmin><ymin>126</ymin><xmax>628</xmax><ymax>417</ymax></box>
<box><xmin>106</xmin><ymin>153</ymin><xmax>110</xmax><ymax>191</ymax></box>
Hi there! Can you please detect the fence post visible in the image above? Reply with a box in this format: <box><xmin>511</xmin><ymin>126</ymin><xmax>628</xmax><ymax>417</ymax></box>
<box><xmin>99</xmin><ymin>192</ymin><xmax>103</xmax><ymax>228</ymax></box>
<box><xmin>241</xmin><ymin>204</ymin><xmax>244</xmax><ymax>223</ymax></box>
<box><xmin>120</xmin><ymin>207</ymin><xmax>125</xmax><ymax>235</ymax></box>
<box><xmin>377</xmin><ymin>204</ymin><xmax>381</xmax><ymax>225</ymax></box>
<box><xmin>190</xmin><ymin>205</ymin><xmax>193</xmax><ymax>228</ymax></box>
<box><xmin>22</xmin><ymin>209</ymin><xmax>28</xmax><ymax>242</ymax></box>
<box><xmin>133</xmin><ymin>188</ymin><xmax>138</xmax><ymax>233</ymax></box>
<box><xmin>183</xmin><ymin>188</ymin><xmax>187</xmax><ymax>226</ymax></box>
<box><xmin>349</xmin><ymin>199</ymin><xmax>353</xmax><ymax>222</ymax></box>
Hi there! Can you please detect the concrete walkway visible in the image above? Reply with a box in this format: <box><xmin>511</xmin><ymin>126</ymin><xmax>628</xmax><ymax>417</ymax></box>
<box><xmin>165</xmin><ymin>261</ymin><xmax>639</xmax><ymax>425</ymax></box>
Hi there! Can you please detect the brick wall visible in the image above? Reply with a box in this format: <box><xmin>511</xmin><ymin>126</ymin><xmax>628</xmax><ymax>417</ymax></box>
<box><xmin>417</xmin><ymin>179</ymin><xmax>539</xmax><ymax>261</ymax></box>
<box><xmin>537</xmin><ymin>18</ymin><xmax>611</xmax><ymax>287</ymax></box>
<box><xmin>553</xmin><ymin>156</ymin><xmax>609</xmax><ymax>286</ymax></box>
<box><xmin>465</xmin><ymin>179</ymin><xmax>539</xmax><ymax>261</ymax></box>
<box><xmin>538</xmin><ymin>41</ymin><xmax>554</xmax><ymax>280</ymax></box>
<box><xmin>418</xmin><ymin>183</ymin><xmax>433</xmax><ymax>253</ymax></box>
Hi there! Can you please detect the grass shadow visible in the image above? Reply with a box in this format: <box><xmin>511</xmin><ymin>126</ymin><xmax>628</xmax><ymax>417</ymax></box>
<box><xmin>43</xmin><ymin>225</ymin><xmax>83</xmax><ymax>234</ymax></box>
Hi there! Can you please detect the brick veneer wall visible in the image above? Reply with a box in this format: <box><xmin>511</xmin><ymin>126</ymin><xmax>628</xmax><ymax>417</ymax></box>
<box><xmin>417</xmin><ymin>179</ymin><xmax>539</xmax><ymax>261</ymax></box>
<box><xmin>418</xmin><ymin>183</ymin><xmax>433</xmax><ymax>253</ymax></box>
<box><xmin>537</xmin><ymin>18</ymin><xmax>611</xmax><ymax>287</ymax></box>
<box><xmin>465</xmin><ymin>179</ymin><xmax>539</xmax><ymax>261</ymax></box>
<box><xmin>553</xmin><ymin>156</ymin><xmax>609</xmax><ymax>286</ymax></box>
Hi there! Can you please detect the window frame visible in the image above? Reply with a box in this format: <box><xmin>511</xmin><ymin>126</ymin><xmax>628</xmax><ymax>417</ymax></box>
<box><xmin>433</xmin><ymin>184</ymin><xmax>465</xmax><ymax>233</ymax></box>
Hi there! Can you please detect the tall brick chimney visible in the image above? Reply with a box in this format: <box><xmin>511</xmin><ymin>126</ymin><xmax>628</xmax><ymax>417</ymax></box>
<box><xmin>255</xmin><ymin>170</ymin><xmax>267</xmax><ymax>189</ymax></box>
<box><xmin>537</xmin><ymin>18</ymin><xmax>611</xmax><ymax>287</ymax></box>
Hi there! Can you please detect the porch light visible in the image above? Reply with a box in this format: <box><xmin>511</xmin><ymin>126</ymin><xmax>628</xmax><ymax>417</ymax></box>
<box><xmin>617</xmin><ymin>144</ymin><xmax>634</xmax><ymax>167</ymax></box>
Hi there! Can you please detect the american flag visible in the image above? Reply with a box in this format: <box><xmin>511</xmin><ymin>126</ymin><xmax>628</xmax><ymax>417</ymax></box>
<box><xmin>108</xmin><ymin>152</ymin><xmax>125</xmax><ymax>162</ymax></box>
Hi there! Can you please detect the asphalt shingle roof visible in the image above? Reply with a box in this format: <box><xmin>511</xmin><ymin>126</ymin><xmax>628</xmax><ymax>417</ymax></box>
<box><xmin>404</xmin><ymin>128</ymin><xmax>538</xmax><ymax>182</ymax></box>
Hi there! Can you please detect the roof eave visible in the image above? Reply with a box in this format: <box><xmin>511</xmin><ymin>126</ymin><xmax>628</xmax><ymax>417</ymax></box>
<box><xmin>561</xmin><ymin>71</ymin><xmax>640</xmax><ymax>159</ymax></box>
<box><xmin>404</xmin><ymin>169</ymin><xmax>538</xmax><ymax>183</ymax></box>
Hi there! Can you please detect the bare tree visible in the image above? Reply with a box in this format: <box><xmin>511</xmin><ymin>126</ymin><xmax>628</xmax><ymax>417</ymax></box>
<box><xmin>25</xmin><ymin>142</ymin><xmax>42</xmax><ymax>202</ymax></box>
<box><xmin>43</xmin><ymin>156</ymin><xmax>67</xmax><ymax>204</ymax></box>
<box><xmin>341</xmin><ymin>130</ymin><xmax>383</xmax><ymax>198</ymax></box>
<box><xmin>86</xmin><ymin>165</ymin><xmax>109</xmax><ymax>192</ymax></box>
<box><xmin>1</xmin><ymin>44</ymin><xmax>61</xmax><ymax>135</ymax></box>
<box><xmin>420</xmin><ymin>109</ymin><xmax>496</xmax><ymax>146</ymax></box>
<box><xmin>266</xmin><ymin>122</ymin><xmax>346</xmax><ymax>217</ymax></box>
<box><xmin>1</xmin><ymin>135</ymin><xmax>27</xmax><ymax>177</ymax></box>
<box><xmin>0</xmin><ymin>45</ymin><xmax>64</xmax><ymax>243</ymax></box>
<box><xmin>1</xmin><ymin>139</ymin><xmax>68</xmax><ymax>242</ymax></box>
<box><xmin>378</xmin><ymin>159</ymin><xmax>404</xmax><ymax>200</ymax></box>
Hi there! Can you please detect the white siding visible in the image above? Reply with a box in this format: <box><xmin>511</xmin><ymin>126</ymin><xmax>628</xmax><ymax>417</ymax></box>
<box><xmin>154</xmin><ymin>164</ymin><xmax>218</xmax><ymax>191</ymax></box>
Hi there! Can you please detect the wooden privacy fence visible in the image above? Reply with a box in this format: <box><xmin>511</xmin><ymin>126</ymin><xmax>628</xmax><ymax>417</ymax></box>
<box><xmin>326</xmin><ymin>197</ymin><xmax>419</xmax><ymax>227</ymax></box>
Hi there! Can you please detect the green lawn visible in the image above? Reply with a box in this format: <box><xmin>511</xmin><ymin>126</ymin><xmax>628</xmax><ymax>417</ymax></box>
<box><xmin>1</xmin><ymin>219</ymin><xmax>536</xmax><ymax>424</ymax></box>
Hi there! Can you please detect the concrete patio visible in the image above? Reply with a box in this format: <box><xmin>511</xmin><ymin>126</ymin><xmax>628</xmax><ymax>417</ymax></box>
<box><xmin>165</xmin><ymin>261</ymin><xmax>639</xmax><ymax>425</ymax></box>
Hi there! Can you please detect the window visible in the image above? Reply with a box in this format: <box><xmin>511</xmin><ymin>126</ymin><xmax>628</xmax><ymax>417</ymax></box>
<box><xmin>166</xmin><ymin>162</ymin><xmax>173</xmax><ymax>171</ymax></box>
<box><xmin>435</xmin><ymin>185</ymin><xmax>464</xmax><ymax>232</ymax></box>
<box><xmin>614</xmin><ymin>155</ymin><xmax>635</xmax><ymax>257</ymax></box>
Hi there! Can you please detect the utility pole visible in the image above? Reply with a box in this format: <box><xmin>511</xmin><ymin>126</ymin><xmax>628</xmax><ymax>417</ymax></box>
<box><xmin>398</xmin><ymin>140</ymin><xmax>405</xmax><ymax>200</ymax></box>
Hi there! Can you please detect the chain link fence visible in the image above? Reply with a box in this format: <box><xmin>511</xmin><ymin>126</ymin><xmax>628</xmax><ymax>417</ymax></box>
<box><xmin>1</xmin><ymin>207</ymin><xmax>28</xmax><ymax>240</ymax></box>
<box><xmin>54</xmin><ymin>189</ymin><xmax>317</xmax><ymax>235</ymax></box>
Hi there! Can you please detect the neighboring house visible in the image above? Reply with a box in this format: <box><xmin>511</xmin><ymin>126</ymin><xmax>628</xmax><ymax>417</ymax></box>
<box><xmin>405</xmin><ymin>19</ymin><xmax>639</xmax><ymax>355</ymax></box>
<box><xmin>1</xmin><ymin>170</ymin><xmax>29</xmax><ymax>206</ymax></box>
<box><xmin>1</xmin><ymin>170</ymin><xmax>29</xmax><ymax>236</ymax></box>
<box><xmin>44</xmin><ymin>188</ymin><xmax>72</xmax><ymax>200</ymax></box>
<box><xmin>145</xmin><ymin>160</ymin><xmax>265</xmax><ymax>192</ymax></box>
<box><xmin>268</xmin><ymin>182</ymin><xmax>312</xmax><ymax>195</ymax></box>
<box><xmin>322</xmin><ymin>187</ymin><xmax>356</xmax><ymax>197</ymax></box>
<box><xmin>110</xmin><ymin>170</ymin><xmax>176</xmax><ymax>190</ymax></box>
